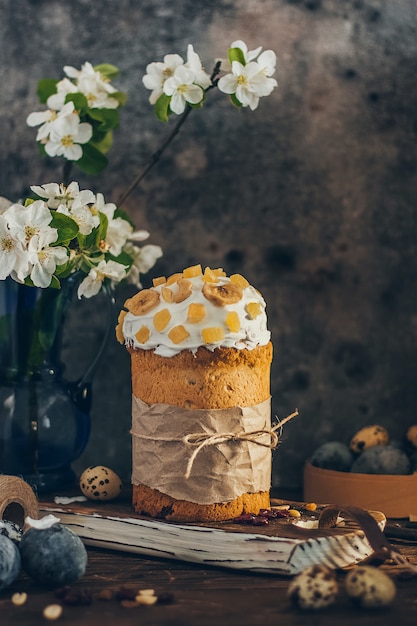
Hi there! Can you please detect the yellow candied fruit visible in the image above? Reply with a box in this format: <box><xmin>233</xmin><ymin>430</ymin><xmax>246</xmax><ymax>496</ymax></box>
<box><xmin>225</xmin><ymin>311</ymin><xmax>240</xmax><ymax>333</ymax></box>
<box><xmin>161</xmin><ymin>286</ymin><xmax>174</xmax><ymax>302</ymax></box>
<box><xmin>183</xmin><ymin>264</ymin><xmax>203</xmax><ymax>278</ymax></box>
<box><xmin>166</xmin><ymin>272</ymin><xmax>183</xmax><ymax>286</ymax></box>
<box><xmin>212</xmin><ymin>268</ymin><xmax>226</xmax><ymax>277</ymax></box>
<box><xmin>153</xmin><ymin>308</ymin><xmax>171</xmax><ymax>332</ymax></box>
<box><xmin>135</xmin><ymin>325</ymin><xmax>151</xmax><ymax>344</ymax></box>
<box><xmin>115</xmin><ymin>310</ymin><xmax>127</xmax><ymax>344</ymax></box>
<box><xmin>201</xmin><ymin>326</ymin><xmax>225</xmax><ymax>344</ymax></box>
<box><xmin>153</xmin><ymin>276</ymin><xmax>166</xmax><ymax>287</ymax></box>
<box><xmin>288</xmin><ymin>509</ymin><xmax>301</xmax><ymax>518</ymax></box>
<box><xmin>168</xmin><ymin>325</ymin><xmax>190</xmax><ymax>344</ymax></box>
<box><xmin>246</xmin><ymin>302</ymin><xmax>262</xmax><ymax>319</ymax></box>
<box><xmin>202</xmin><ymin>267</ymin><xmax>220</xmax><ymax>283</ymax></box>
<box><xmin>305</xmin><ymin>502</ymin><xmax>317</xmax><ymax>512</ymax></box>
<box><xmin>187</xmin><ymin>303</ymin><xmax>206</xmax><ymax>324</ymax></box>
<box><xmin>230</xmin><ymin>274</ymin><xmax>250</xmax><ymax>288</ymax></box>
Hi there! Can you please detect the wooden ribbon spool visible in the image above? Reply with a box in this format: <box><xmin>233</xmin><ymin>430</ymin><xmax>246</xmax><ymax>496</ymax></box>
<box><xmin>0</xmin><ymin>475</ymin><xmax>39</xmax><ymax>528</ymax></box>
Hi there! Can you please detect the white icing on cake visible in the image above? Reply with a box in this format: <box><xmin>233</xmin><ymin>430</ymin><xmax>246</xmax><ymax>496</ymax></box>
<box><xmin>121</xmin><ymin>269</ymin><xmax>270</xmax><ymax>357</ymax></box>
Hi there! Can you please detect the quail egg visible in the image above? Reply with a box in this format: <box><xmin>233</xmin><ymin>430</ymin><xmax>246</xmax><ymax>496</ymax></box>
<box><xmin>345</xmin><ymin>565</ymin><xmax>396</xmax><ymax>608</ymax></box>
<box><xmin>288</xmin><ymin>564</ymin><xmax>338</xmax><ymax>610</ymax></box>
<box><xmin>79</xmin><ymin>465</ymin><xmax>123</xmax><ymax>501</ymax></box>
<box><xmin>350</xmin><ymin>425</ymin><xmax>389</xmax><ymax>454</ymax></box>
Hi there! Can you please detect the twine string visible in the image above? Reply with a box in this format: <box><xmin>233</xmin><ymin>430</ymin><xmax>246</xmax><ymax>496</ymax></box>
<box><xmin>130</xmin><ymin>409</ymin><xmax>298</xmax><ymax>479</ymax></box>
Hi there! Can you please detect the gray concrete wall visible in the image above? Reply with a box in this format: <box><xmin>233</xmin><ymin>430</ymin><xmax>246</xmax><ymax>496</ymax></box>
<box><xmin>1</xmin><ymin>0</ymin><xmax>416</xmax><ymax>489</ymax></box>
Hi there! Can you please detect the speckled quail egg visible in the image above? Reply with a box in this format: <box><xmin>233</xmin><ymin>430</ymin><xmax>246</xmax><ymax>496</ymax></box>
<box><xmin>310</xmin><ymin>441</ymin><xmax>354</xmax><ymax>472</ymax></box>
<box><xmin>350</xmin><ymin>425</ymin><xmax>389</xmax><ymax>454</ymax></box>
<box><xmin>288</xmin><ymin>564</ymin><xmax>338</xmax><ymax>610</ymax></box>
<box><xmin>350</xmin><ymin>444</ymin><xmax>411</xmax><ymax>475</ymax></box>
<box><xmin>345</xmin><ymin>566</ymin><xmax>396</xmax><ymax>608</ymax></box>
<box><xmin>79</xmin><ymin>465</ymin><xmax>123</xmax><ymax>501</ymax></box>
<box><xmin>406</xmin><ymin>425</ymin><xmax>417</xmax><ymax>448</ymax></box>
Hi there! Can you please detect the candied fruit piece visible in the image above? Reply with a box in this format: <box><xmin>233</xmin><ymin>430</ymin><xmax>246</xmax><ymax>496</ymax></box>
<box><xmin>161</xmin><ymin>286</ymin><xmax>174</xmax><ymax>302</ymax></box>
<box><xmin>168</xmin><ymin>325</ymin><xmax>190</xmax><ymax>344</ymax></box>
<box><xmin>166</xmin><ymin>272</ymin><xmax>183</xmax><ymax>286</ymax></box>
<box><xmin>230</xmin><ymin>274</ymin><xmax>250</xmax><ymax>288</ymax></box>
<box><xmin>153</xmin><ymin>276</ymin><xmax>166</xmax><ymax>287</ymax></box>
<box><xmin>135</xmin><ymin>325</ymin><xmax>151</xmax><ymax>344</ymax></box>
<box><xmin>188</xmin><ymin>303</ymin><xmax>206</xmax><ymax>323</ymax></box>
<box><xmin>225</xmin><ymin>311</ymin><xmax>240</xmax><ymax>333</ymax></box>
<box><xmin>201</xmin><ymin>327</ymin><xmax>225</xmax><ymax>344</ymax></box>
<box><xmin>203</xmin><ymin>267</ymin><xmax>219</xmax><ymax>283</ymax></box>
<box><xmin>212</xmin><ymin>268</ymin><xmax>226</xmax><ymax>276</ymax></box>
<box><xmin>153</xmin><ymin>308</ymin><xmax>171</xmax><ymax>332</ymax></box>
<box><xmin>115</xmin><ymin>310</ymin><xmax>127</xmax><ymax>344</ymax></box>
<box><xmin>183</xmin><ymin>264</ymin><xmax>202</xmax><ymax>278</ymax></box>
<box><xmin>246</xmin><ymin>302</ymin><xmax>262</xmax><ymax>319</ymax></box>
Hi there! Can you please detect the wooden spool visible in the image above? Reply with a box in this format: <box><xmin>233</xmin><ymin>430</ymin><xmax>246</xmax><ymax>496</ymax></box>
<box><xmin>0</xmin><ymin>475</ymin><xmax>39</xmax><ymax>528</ymax></box>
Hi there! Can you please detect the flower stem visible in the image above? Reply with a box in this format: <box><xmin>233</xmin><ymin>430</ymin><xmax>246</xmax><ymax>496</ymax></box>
<box><xmin>117</xmin><ymin>61</ymin><xmax>222</xmax><ymax>208</ymax></box>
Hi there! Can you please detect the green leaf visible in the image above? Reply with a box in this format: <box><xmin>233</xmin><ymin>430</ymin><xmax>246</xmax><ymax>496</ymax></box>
<box><xmin>23</xmin><ymin>275</ymin><xmax>61</xmax><ymax>290</ymax></box>
<box><xmin>230</xmin><ymin>93</ymin><xmax>243</xmax><ymax>108</ymax></box>
<box><xmin>75</xmin><ymin>143</ymin><xmax>108</xmax><ymax>174</ymax></box>
<box><xmin>108</xmin><ymin>248</ymin><xmax>133</xmax><ymax>271</ymax></box>
<box><xmin>96</xmin><ymin>211</ymin><xmax>109</xmax><ymax>246</ymax></box>
<box><xmin>94</xmin><ymin>63</ymin><xmax>120</xmax><ymax>79</ymax></box>
<box><xmin>65</xmin><ymin>92</ymin><xmax>89</xmax><ymax>114</ymax></box>
<box><xmin>49</xmin><ymin>211</ymin><xmax>79</xmax><ymax>245</ymax></box>
<box><xmin>111</xmin><ymin>91</ymin><xmax>127</xmax><ymax>107</ymax></box>
<box><xmin>154</xmin><ymin>93</ymin><xmax>171</xmax><ymax>123</ymax></box>
<box><xmin>88</xmin><ymin>108</ymin><xmax>119</xmax><ymax>132</ymax></box>
<box><xmin>37</xmin><ymin>78</ymin><xmax>59</xmax><ymax>104</ymax></box>
<box><xmin>90</xmin><ymin>130</ymin><xmax>113</xmax><ymax>154</ymax></box>
<box><xmin>228</xmin><ymin>47</ymin><xmax>246</xmax><ymax>66</ymax></box>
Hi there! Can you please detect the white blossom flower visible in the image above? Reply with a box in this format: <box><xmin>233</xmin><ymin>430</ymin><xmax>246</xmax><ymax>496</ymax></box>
<box><xmin>55</xmin><ymin>62</ymin><xmax>119</xmax><ymax>110</ymax></box>
<box><xmin>230</xmin><ymin>40</ymin><xmax>263</xmax><ymax>63</ymax></box>
<box><xmin>26</xmin><ymin>101</ymin><xmax>77</xmax><ymax>143</ymax></box>
<box><xmin>0</xmin><ymin>214</ymin><xmax>30</xmax><ymax>281</ymax></box>
<box><xmin>56</xmin><ymin>202</ymin><xmax>99</xmax><ymax>236</ymax></box>
<box><xmin>218</xmin><ymin>60</ymin><xmax>277</xmax><ymax>110</ymax></box>
<box><xmin>186</xmin><ymin>45</ymin><xmax>211</xmax><ymax>89</ymax></box>
<box><xmin>31</xmin><ymin>182</ymin><xmax>95</xmax><ymax>210</ymax></box>
<box><xmin>46</xmin><ymin>78</ymin><xmax>78</xmax><ymax>111</ymax></box>
<box><xmin>127</xmin><ymin>230</ymin><xmax>150</xmax><ymax>242</ymax></box>
<box><xmin>27</xmin><ymin>231</ymin><xmax>68</xmax><ymax>288</ymax></box>
<box><xmin>5</xmin><ymin>200</ymin><xmax>56</xmax><ymax>247</ymax></box>
<box><xmin>44</xmin><ymin>108</ymin><xmax>93</xmax><ymax>161</ymax></box>
<box><xmin>163</xmin><ymin>66</ymin><xmax>204</xmax><ymax>115</ymax></box>
<box><xmin>142</xmin><ymin>54</ymin><xmax>184</xmax><ymax>104</ymax></box>
<box><xmin>77</xmin><ymin>259</ymin><xmax>127</xmax><ymax>298</ymax></box>
<box><xmin>124</xmin><ymin>242</ymin><xmax>163</xmax><ymax>286</ymax></box>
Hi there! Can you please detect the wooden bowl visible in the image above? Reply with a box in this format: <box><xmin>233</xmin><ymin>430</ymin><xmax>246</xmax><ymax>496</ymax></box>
<box><xmin>303</xmin><ymin>461</ymin><xmax>417</xmax><ymax>519</ymax></box>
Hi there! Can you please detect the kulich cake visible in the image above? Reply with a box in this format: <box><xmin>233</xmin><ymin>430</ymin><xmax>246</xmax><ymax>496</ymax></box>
<box><xmin>117</xmin><ymin>264</ymin><xmax>273</xmax><ymax>522</ymax></box>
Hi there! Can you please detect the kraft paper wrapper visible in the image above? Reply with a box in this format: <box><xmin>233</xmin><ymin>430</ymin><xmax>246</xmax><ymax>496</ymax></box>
<box><xmin>131</xmin><ymin>396</ymin><xmax>272</xmax><ymax>505</ymax></box>
<box><xmin>0</xmin><ymin>475</ymin><xmax>39</xmax><ymax>528</ymax></box>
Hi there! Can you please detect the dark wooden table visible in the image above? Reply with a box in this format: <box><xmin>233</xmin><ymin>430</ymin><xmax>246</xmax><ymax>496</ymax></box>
<box><xmin>1</xmin><ymin>526</ymin><xmax>417</xmax><ymax>625</ymax></box>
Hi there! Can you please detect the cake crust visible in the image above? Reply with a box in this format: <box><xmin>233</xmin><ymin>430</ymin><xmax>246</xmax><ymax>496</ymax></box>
<box><xmin>129</xmin><ymin>342</ymin><xmax>272</xmax><ymax>410</ymax></box>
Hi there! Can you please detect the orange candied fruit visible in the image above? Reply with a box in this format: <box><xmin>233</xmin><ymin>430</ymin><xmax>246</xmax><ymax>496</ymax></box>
<box><xmin>183</xmin><ymin>264</ymin><xmax>203</xmax><ymax>278</ymax></box>
<box><xmin>225</xmin><ymin>311</ymin><xmax>240</xmax><ymax>333</ymax></box>
<box><xmin>168</xmin><ymin>325</ymin><xmax>190</xmax><ymax>344</ymax></box>
<box><xmin>187</xmin><ymin>303</ymin><xmax>206</xmax><ymax>324</ymax></box>
<box><xmin>166</xmin><ymin>272</ymin><xmax>183</xmax><ymax>286</ymax></box>
<box><xmin>230</xmin><ymin>274</ymin><xmax>250</xmax><ymax>288</ymax></box>
<box><xmin>152</xmin><ymin>276</ymin><xmax>166</xmax><ymax>287</ymax></box>
<box><xmin>201</xmin><ymin>326</ymin><xmax>225</xmax><ymax>344</ymax></box>
<box><xmin>202</xmin><ymin>267</ymin><xmax>220</xmax><ymax>283</ymax></box>
<box><xmin>246</xmin><ymin>302</ymin><xmax>262</xmax><ymax>319</ymax></box>
<box><xmin>153</xmin><ymin>308</ymin><xmax>171</xmax><ymax>332</ymax></box>
<box><xmin>135</xmin><ymin>325</ymin><xmax>151</xmax><ymax>344</ymax></box>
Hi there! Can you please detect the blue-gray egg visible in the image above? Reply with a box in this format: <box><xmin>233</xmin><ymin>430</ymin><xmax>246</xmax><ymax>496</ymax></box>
<box><xmin>310</xmin><ymin>441</ymin><xmax>354</xmax><ymax>472</ymax></box>
<box><xmin>350</xmin><ymin>445</ymin><xmax>411</xmax><ymax>475</ymax></box>
<box><xmin>19</xmin><ymin>524</ymin><xmax>87</xmax><ymax>588</ymax></box>
<box><xmin>0</xmin><ymin>520</ymin><xmax>23</xmax><ymax>544</ymax></box>
<box><xmin>0</xmin><ymin>535</ymin><xmax>21</xmax><ymax>590</ymax></box>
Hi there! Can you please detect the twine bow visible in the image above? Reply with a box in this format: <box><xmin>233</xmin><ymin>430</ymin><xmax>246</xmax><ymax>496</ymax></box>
<box><xmin>131</xmin><ymin>409</ymin><xmax>298</xmax><ymax>480</ymax></box>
